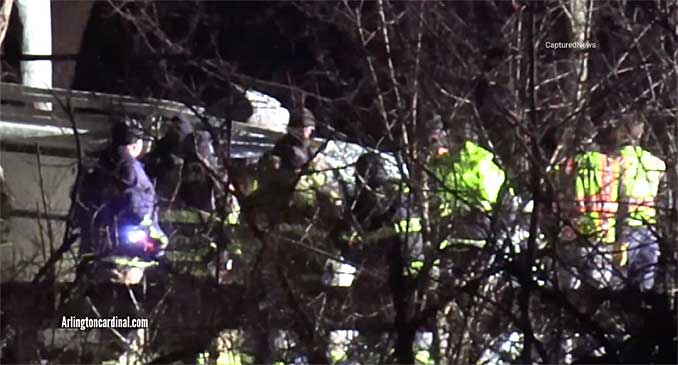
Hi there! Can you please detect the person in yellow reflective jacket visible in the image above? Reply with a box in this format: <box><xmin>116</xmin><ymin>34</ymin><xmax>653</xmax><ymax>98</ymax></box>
<box><xmin>561</xmin><ymin>114</ymin><xmax>665</xmax><ymax>291</ymax></box>
<box><xmin>424</xmin><ymin>117</ymin><xmax>506</xmax><ymax>265</ymax></box>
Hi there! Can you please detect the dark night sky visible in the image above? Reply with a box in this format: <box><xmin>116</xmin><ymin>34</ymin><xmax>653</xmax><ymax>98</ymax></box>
<box><xmin>74</xmin><ymin>2</ymin><xmax>342</xmax><ymax>102</ymax></box>
<box><xmin>68</xmin><ymin>1</ymin><xmax>375</xmax><ymax>142</ymax></box>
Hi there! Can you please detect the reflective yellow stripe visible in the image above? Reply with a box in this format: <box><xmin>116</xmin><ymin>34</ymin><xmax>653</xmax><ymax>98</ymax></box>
<box><xmin>160</xmin><ymin>209</ymin><xmax>239</xmax><ymax>226</ymax></box>
<box><xmin>140</xmin><ymin>214</ymin><xmax>153</xmax><ymax>227</ymax></box>
<box><xmin>415</xmin><ymin>350</ymin><xmax>433</xmax><ymax>365</ymax></box>
<box><xmin>619</xmin><ymin>242</ymin><xmax>629</xmax><ymax>267</ymax></box>
<box><xmin>395</xmin><ymin>218</ymin><xmax>422</xmax><ymax>234</ymax></box>
<box><xmin>330</xmin><ymin>347</ymin><xmax>348</xmax><ymax>362</ymax></box>
<box><xmin>227</xmin><ymin>211</ymin><xmax>239</xmax><ymax>225</ymax></box>
<box><xmin>439</xmin><ymin>239</ymin><xmax>450</xmax><ymax>250</ymax></box>
<box><xmin>148</xmin><ymin>226</ymin><xmax>168</xmax><ymax>246</ymax></box>
<box><xmin>197</xmin><ymin>352</ymin><xmax>209</xmax><ymax>365</ymax></box>
<box><xmin>216</xmin><ymin>351</ymin><xmax>242</xmax><ymax>365</ymax></box>
<box><xmin>167</xmin><ymin>251</ymin><xmax>206</xmax><ymax>262</ymax></box>
<box><xmin>103</xmin><ymin>256</ymin><xmax>158</xmax><ymax>268</ymax></box>
<box><xmin>446</xmin><ymin>238</ymin><xmax>486</xmax><ymax>248</ymax></box>
<box><xmin>406</xmin><ymin>259</ymin><xmax>440</xmax><ymax>277</ymax></box>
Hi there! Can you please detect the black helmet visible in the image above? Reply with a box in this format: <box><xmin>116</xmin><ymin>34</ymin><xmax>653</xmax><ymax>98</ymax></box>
<box><xmin>288</xmin><ymin>107</ymin><xmax>316</xmax><ymax>128</ymax></box>
<box><xmin>355</xmin><ymin>153</ymin><xmax>388</xmax><ymax>187</ymax></box>
<box><xmin>111</xmin><ymin>117</ymin><xmax>144</xmax><ymax>146</ymax></box>
<box><xmin>170</xmin><ymin>115</ymin><xmax>194</xmax><ymax>138</ymax></box>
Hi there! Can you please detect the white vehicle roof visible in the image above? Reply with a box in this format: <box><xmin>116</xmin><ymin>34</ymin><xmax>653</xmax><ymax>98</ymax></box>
<box><xmin>317</xmin><ymin>139</ymin><xmax>407</xmax><ymax>183</ymax></box>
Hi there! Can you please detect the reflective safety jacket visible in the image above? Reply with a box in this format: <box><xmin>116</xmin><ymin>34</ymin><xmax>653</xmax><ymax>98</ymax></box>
<box><xmin>570</xmin><ymin>146</ymin><xmax>665</xmax><ymax>244</ymax></box>
<box><xmin>433</xmin><ymin>141</ymin><xmax>505</xmax><ymax>217</ymax></box>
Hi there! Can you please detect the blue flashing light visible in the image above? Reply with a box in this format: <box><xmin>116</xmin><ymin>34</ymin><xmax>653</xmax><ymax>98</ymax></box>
<box><xmin>124</xmin><ymin>226</ymin><xmax>148</xmax><ymax>244</ymax></box>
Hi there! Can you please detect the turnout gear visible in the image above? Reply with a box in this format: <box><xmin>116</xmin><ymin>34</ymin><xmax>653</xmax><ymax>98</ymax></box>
<box><xmin>179</xmin><ymin>130</ymin><xmax>220</xmax><ymax>212</ymax></box>
<box><xmin>143</xmin><ymin>116</ymin><xmax>193</xmax><ymax>206</ymax></box>
<box><xmin>336</xmin><ymin>153</ymin><xmax>425</xmax><ymax>276</ymax></box>
<box><xmin>253</xmin><ymin>120</ymin><xmax>333</xmax><ymax>226</ymax></box>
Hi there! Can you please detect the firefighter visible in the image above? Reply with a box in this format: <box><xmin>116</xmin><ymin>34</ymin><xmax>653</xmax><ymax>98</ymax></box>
<box><xmin>253</xmin><ymin>106</ymin><xmax>335</xmax><ymax>227</ymax></box>
<box><xmin>271</xmin><ymin>107</ymin><xmax>316</xmax><ymax>172</ymax></box>
<box><xmin>560</xmin><ymin>113</ymin><xmax>665</xmax><ymax>291</ymax></box>
<box><xmin>344</xmin><ymin>152</ymin><xmax>422</xmax><ymax>363</ymax></box>
<box><xmin>77</xmin><ymin>118</ymin><xmax>168</xmax><ymax>263</ymax></box>
<box><xmin>248</xmin><ymin>107</ymin><xmax>336</xmax><ymax>364</ymax></box>
<box><xmin>143</xmin><ymin>115</ymin><xmax>194</xmax><ymax>208</ymax></box>
<box><xmin>334</xmin><ymin>152</ymin><xmax>416</xmax><ymax>267</ymax></box>
<box><xmin>178</xmin><ymin>129</ymin><xmax>221</xmax><ymax>212</ymax></box>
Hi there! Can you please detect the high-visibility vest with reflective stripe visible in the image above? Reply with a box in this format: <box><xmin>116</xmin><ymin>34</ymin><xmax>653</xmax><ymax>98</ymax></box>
<box><xmin>433</xmin><ymin>141</ymin><xmax>505</xmax><ymax>217</ymax></box>
<box><xmin>573</xmin><ymin>151</ymin><xmax>620</xmax><ymax>243</ymax></box>
<box><xmin>573</xmin><ymin>147</ymin><xmax>664</xmax><ymax>243</ymax></box>
<box><xmin>619</xmin><ymin>146</ymin><xmax>665</xmax><ymax>226</ymax></box>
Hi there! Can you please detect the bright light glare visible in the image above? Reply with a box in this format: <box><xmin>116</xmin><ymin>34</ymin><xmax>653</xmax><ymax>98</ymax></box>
<box><xmin>125</xmin><ymin>227</ymin><xmax>148</xmax><ymax>244</ymax></box>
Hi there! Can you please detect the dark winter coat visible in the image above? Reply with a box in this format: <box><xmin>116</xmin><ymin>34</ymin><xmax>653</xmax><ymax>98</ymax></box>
<box><xmin>178</xmin><ymin>131</ymin><xmax>219</xmax><ymax>212</ymax></box>
<box><xmin>270</xmin><ymin>132</ymin><xmax>313</xmax><ymax>171</ymax></box>
<box><xmin>97</xmin><ymin>146</ymin><xmax>156</xmax><ymax>225</ymax></box>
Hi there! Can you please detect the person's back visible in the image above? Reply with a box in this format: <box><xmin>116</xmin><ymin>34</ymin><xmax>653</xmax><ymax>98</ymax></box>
<box><xmin>143</xmin><ymin>116</ymin><xmax>193</xmax><ymax>207</ymax></box>
<box><xmin>271</xmin><ymin>132</ymin><xmax>312</xmax><ymax>172</ymax></box>
<box><xmin>433</xmin><ymin>140</ymin><xmax>505</xmax><ymax>215</ymax></box>
<box><xmin>253</xmin><ymin>107</ymin><xmax>319</xmax><ymax>225</ymax></box>
<box><xmin>179</xmin><ymin>130</ymin><xmax>220</xmax><ymax>212</ymax></box>
<box><xmin>431</xmin><ymin>136</ymin><xmax>506</xmax><ymax>247</ymax></box>
<box><xmin>351</xmin><ymin>153</ymin><xmax>400</xmax><ymax>232</ymax></box>
<box><xmin>77</xmin><ymin>118</ymin><xmax>167</xmax><ymax>260</ymax></box>
<box><xmin>561</xmin><ymin>113</ymin><xmax>665</xmax><ymax>291</ymax></box>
